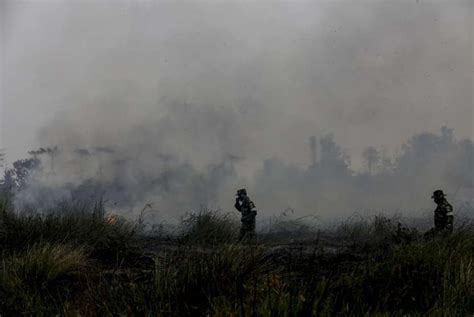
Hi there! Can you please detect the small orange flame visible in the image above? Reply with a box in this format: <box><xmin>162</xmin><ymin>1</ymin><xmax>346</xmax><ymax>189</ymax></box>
<box><xmin>105</xmin><ymin>214</ymin><xmax>118</xmax><ymax>225</ymax></box>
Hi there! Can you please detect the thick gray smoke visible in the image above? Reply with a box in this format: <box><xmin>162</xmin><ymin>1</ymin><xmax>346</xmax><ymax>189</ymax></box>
<box><xmin>1</xmin><ymin>1</ymin><xmax>473</xmax><ymax>221</ymax></box>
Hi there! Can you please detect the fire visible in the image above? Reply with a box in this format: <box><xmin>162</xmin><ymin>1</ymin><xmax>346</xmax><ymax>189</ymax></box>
<box><xmin>105</xmin><ymin>214</ymin><xmax>119</xmax><ymax>225</ymax></box>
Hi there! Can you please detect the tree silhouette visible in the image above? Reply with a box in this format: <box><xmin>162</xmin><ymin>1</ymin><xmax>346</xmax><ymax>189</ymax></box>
<box><xmin>319</xmin><ymin>134</ymin><xmax>350</xmax><ymax>175</ymax></box>
<box><xmin>362</xmin><ymin>146</ymin><xmax>379</xmax><ymax>174</ymax></box>
<box><xmin>0</xmin><ymin>150</ymin><xmax>5</xmax><ymax>186</ymax></box>
<box><xmin>0</xmin><ymin>150</ymin><xmax>4</xmax><ymax>170</ymax></box>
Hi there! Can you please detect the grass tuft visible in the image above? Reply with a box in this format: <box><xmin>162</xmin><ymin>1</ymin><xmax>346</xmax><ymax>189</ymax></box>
<box><xmin>179</xmin><ymin>209</ymin><xmax>239</xmax><ymax>245</ymax></box>
<box><xmin>0</xmin><ymin>243</ymin><xmax>88</xmax><ymax>315</ymax></box>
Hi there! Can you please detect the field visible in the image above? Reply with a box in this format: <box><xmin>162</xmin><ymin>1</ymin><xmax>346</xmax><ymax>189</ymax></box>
<box><xmin>0</xmin><ymin>197</ymin><xmax>473</xmax><ymax>316</ymax></box>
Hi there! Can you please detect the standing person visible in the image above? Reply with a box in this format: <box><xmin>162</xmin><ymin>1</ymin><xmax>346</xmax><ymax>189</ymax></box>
<box><xmin>234</xmin><ymin>188</ymin><xmax>257</xmax><ymax>241</ymax></box>
<box><xmin>429</xmin><ymin>189</ymin><xmax>454</xmax><ymax>236</ymax></box>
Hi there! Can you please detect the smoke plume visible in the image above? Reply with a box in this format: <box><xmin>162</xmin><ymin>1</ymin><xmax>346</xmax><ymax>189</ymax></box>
<box><xmin>1</xmin><ymin>1</ymin><xmax>472</xmax><ymax>221</ymax></box>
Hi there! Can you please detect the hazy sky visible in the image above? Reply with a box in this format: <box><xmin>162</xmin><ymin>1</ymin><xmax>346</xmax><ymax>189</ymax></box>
<box><xmin>1</xmin><ymin>0</ymin><xmax>473</xmax><ymax>169</ymax></box>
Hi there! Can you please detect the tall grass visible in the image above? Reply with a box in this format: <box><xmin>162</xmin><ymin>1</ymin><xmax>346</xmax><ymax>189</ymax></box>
<box><xmin>0</xmin><ymin>204</ymin><xmax>142</xmax><ymax>266</ymax></box>
<box><xmin>0</xmin><ymin>198</ymin><xmax>472</xmax><ymax>316</ymax></box>
<box><xmin>0</xmin><ymin>243</ymin><xmax>88</xmax><ymax>315</ymax></box>
<box><xmin>179</xmin><ymin>209</ymin><xmax>239</xmax><ymax>245</ymax></box>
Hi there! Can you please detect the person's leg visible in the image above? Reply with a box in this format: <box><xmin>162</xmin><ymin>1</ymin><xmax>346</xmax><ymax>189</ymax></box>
<box><xmin>238</xmin><ymin>226</ymin><xmax>245</xmax><ymax>241</ymax></box>
<box><xmin>249</xmin><ymin>219</ymin><xmax>256</xmax><ymax>239</ymax></box>
<box><xmin>239</xmin><ymin>221</ymin><xmax>255</xmax><ymax>241</ymax></box>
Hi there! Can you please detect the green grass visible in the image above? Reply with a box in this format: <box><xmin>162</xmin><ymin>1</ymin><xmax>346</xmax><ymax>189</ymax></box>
<box><xmin>0</xmin><ymin>200</ymin><xmax>472</xmax><ymax>316</ymax></box>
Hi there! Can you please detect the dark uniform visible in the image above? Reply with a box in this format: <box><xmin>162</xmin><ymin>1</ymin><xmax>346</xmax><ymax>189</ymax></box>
<box><xmin>234</xmin><ymin>188</ymin><xmax>257</xmax><ymax>241</ymax></box>
<box><xmin>432</xmin><ymin>190</ymin><xmax>454</xmax><ymax>233</ymax></box>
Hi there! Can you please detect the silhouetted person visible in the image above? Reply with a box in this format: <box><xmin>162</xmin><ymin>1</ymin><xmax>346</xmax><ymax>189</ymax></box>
<box><xmin>234</xmin><ymin>188</ymin><xmax>257</xmax><ymax>241</ymax></box>
<box><xmin>426</xmin><ymin>190</ymin><xmax>454</xmax><ymax>238</ymax></box>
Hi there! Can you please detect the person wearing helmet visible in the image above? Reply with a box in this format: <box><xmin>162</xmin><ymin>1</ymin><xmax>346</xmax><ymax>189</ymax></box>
<box><xmin>234</xmin><ymin>188</ymin><xmax>257</xmax><ymax>241</ymax></box>
<box><xmin>431</xmin><ymin>189</ymin><xmax>454</xmax><ymax>234</ymax></box>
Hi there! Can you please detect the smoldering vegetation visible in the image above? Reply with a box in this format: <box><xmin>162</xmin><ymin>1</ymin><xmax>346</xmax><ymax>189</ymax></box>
<box><xmin>1</xmin><ymin>125</ymin><xmax>472</xmax><ymax>223</ymax></box>
<box><xmin>0</xmin><ymin>197</ymin><xmax>473</xmax><ymax>315</ymax></box>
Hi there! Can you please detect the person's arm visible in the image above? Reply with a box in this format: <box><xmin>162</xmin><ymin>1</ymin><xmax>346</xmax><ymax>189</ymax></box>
<box><xmin>445</xmin><ymin>203</ymin><xmax>454</xmax><ymax>232</ymax></box>
<box><xmin>248</xmin><ymin>200</ymin><xmax>257</xmax><ymax>216</ymax></box>
<box><xmin>234</xmin><ymin>198</ymin><xmax>242</xmax><ymax>212</ymax></box>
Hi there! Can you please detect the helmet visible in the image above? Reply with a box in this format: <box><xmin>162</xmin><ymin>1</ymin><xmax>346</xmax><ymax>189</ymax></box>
<box><xmin>236</xmin><ymin>188</ymin><xmax>247</xmax><ymax>196</ymax></box>
<box><xmin>431</xmin><ymin>190</ymin><xmax>446</xmax><ymax>199</ymax></box>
